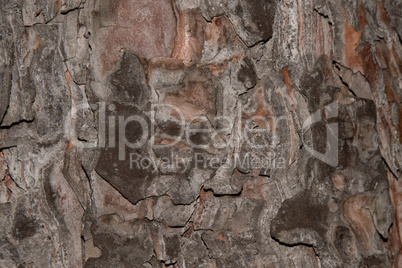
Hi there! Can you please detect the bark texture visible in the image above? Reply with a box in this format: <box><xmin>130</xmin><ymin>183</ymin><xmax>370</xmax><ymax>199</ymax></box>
<box><xmin>0</xmin><ymin>0</ymin><xmax>401</xmax><ymax>267</ymax></box>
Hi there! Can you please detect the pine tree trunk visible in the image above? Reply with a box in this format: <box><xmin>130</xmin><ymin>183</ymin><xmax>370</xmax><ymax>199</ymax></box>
<box><xmin>0</xmin><ymin>0</ymin><xmax>401</xmax><ymax>267</ymax></box>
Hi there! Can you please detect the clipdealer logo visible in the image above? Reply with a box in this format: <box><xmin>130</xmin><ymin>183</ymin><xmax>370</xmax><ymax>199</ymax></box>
<box><xmin>64</xmin><ymin>101</ymin><xmax>339</xmax><ymax>169</ymax></box>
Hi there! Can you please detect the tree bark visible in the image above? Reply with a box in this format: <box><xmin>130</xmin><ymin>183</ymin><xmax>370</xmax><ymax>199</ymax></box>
<box><xmin>0</xmin><ymin>0</ymin><xmax>401</xmax><ymax>267</ymax></box>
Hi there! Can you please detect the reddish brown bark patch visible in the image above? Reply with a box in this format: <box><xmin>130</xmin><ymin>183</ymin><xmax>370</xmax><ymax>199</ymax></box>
<box><xmin>171</xmin><ymin>8</ymin><xmax>204</xmax><ymax>66</ymax></box>
<box><xmin>343</xmin><ymin>19</ymin><xmax>364</xmax><ymax>74</ymax></box>
<box><xmin>358</xmin><ymin>43</ymin><xmax>377</xmax><ymax>87</ymax></box>
<box><xmin>96</xmin><ymin>0</ymin><xmax>176</xmax><ymax>72</ymax></box>
<box><xmin>343</xmin><ymin>194</ymin><xmax>378</xmax><ymax>254</ymax></box>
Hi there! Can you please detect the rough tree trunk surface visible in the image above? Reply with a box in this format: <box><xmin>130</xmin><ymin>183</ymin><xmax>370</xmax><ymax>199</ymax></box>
<box><xmin>0</xmin><ymin>0</ymin><xmax>401</xmax><ymax>267</ymax></box>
